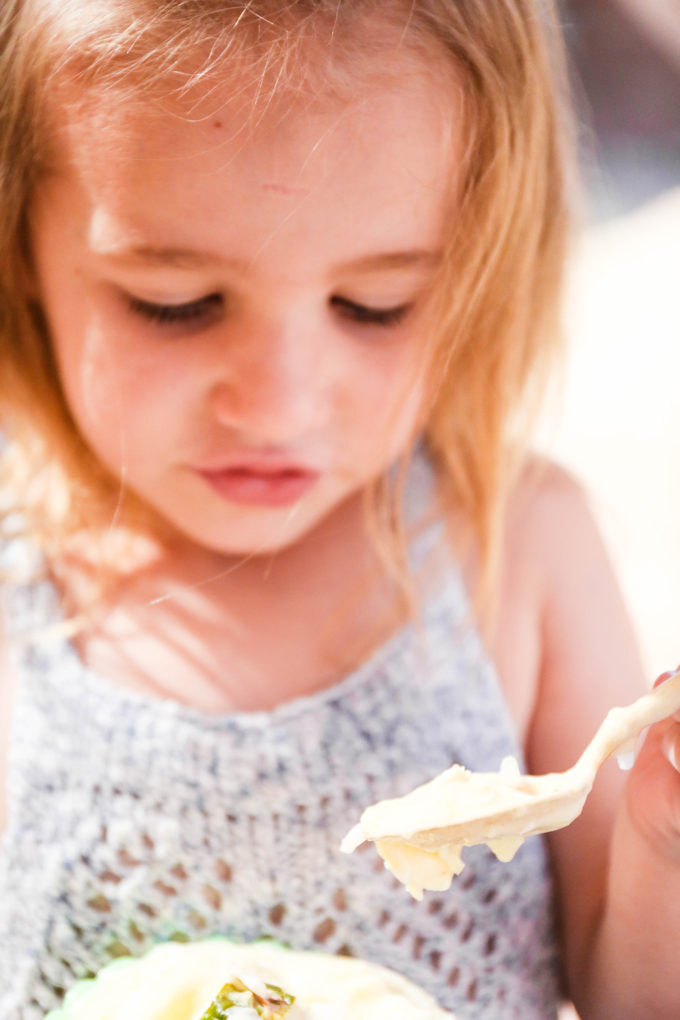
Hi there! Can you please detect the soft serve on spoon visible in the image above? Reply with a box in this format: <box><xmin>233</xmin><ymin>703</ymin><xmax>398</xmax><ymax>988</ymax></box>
<box><xmin>341</xmin><ymin>669</ymin><xmax>680</xmax><ymax>899</ymax></box>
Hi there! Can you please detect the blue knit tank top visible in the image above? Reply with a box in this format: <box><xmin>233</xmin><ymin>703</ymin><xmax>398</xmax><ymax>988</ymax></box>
<box><xmin>0</xmin><ymin>472</ymin><xmax>562</xmax><ymax>1018</ymax></box>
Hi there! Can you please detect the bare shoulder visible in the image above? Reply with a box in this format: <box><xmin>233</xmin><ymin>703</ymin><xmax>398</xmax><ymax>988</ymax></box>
<box><xmin>514</xmin><ymin>461</ymin><xmax>644</xmax><ymax>734</ymax></box>
<box><xmin>488</xmin><ymin>457</ymin><xmax>623</xmax><ymax>746</ymax></box>
<box><xmin>503</xmin><ymin>455</ymin><xmax>606</xmax><ymax>569</ymax></box>
<box><xmin>499</xmin><ymin>455</ymin><xmax>646</xmax><ymax>764</ymax></box>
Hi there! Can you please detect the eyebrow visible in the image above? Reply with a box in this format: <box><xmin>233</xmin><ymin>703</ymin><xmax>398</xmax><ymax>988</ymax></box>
<box><xmin>95</xmin><ymin>245</ymin><xmax>440</xmax><ymax>274</ymax></box>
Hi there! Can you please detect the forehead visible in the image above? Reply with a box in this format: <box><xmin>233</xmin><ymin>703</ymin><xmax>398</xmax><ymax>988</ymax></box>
<box><xmin>44</xmin><ymin>47</ymin><xmax>463</xmax><ymax>270</ymax></box>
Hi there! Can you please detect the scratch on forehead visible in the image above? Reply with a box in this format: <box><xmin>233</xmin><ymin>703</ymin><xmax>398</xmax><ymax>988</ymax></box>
<box><xmin>261</xmin><ymin>182</ymin><xmax>309</xmax><ymax>195</ymax></box>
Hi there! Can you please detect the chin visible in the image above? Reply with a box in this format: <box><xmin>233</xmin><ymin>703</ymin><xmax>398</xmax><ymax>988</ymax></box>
<box><xmin>160</xmin><ymin>506</ymin><xmax>331</xmax><ymax>560</ymax></box>
<box><xmin>133</xmin><ymin>478</ymin><xmax>361</xmax><ymax>560</ymax></box>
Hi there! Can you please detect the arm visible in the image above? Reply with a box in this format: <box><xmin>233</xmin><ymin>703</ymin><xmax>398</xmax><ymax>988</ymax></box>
<box><xmin>523</xmin><ymin>466</ymin><xmax>680</xmax><ymax>1016</ymax></box>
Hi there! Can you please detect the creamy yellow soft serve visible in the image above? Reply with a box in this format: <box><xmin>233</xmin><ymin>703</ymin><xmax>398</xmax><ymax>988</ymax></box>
<box><xmin>341</xmin><ymin>757</ymin><xmax>556</xmax><ymax>899</ymax></box>
<box><xmin>45</xmin><ymin>939</ymin><xmax>455</xmax><ymax>1019</ymax></box>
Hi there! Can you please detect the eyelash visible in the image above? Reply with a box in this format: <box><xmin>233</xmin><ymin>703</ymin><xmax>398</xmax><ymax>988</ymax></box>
<box><xmin>330</xmin><ymin>296</ymin><xmax>411</xmax><ymax>327</ymax></box>
<box><xmin>126</xmin><ymin>294</ymin><xmax>411</xmax><ymax>329</ymax></box>
<box><xmin>127</xmin><ymin>293</ymin><xmax>223</xmax><ymax>325</ymax></box>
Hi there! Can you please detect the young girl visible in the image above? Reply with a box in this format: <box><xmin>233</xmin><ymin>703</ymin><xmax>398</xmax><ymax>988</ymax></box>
<box><xmin>0</xmin><ymin>1</ymin><xmax>678</xmax><ymax>1017</ymax></box>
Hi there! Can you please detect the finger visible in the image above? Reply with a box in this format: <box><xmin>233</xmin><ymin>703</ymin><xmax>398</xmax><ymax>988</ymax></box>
<box><xmin>618</xmin><ymin>668</ymin><xmax>680</xmax><ymax>770</ymax></box>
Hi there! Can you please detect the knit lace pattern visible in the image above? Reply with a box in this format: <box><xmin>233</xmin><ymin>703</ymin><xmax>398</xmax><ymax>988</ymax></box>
<box><xmin>0</xmin><ymin>522</ymin><xmax>562</xmax><ymax>1018</ymax></box>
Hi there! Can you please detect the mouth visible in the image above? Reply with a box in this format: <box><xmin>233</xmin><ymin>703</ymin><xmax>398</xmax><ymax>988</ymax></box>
<box><xmin>195</xmin><ymin>460</ymin><xmax>320</xmax><ymax>507</ymax></box>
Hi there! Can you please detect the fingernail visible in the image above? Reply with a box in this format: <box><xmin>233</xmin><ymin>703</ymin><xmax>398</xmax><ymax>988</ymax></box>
<box><xmin>654</xmin><ymin>668</ymin><xmax>680</xmax><ymax>688</ymax></box>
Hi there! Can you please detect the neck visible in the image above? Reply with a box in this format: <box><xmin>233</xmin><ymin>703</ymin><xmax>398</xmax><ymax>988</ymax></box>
<box><xmin>55</xmin><ymin>490</ymin><xmax>417</xmax><ymax>713</ymax></box>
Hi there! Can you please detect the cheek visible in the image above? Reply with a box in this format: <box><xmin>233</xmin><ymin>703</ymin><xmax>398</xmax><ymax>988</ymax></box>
<box><xmin>349</xmin><ymin>346</ymin><xmax>426</xmax><ymax>451</ymax></box>
<box><xmin>35</xmin><ymin>273</ymin><xmax>159</xmax><ymax>453</ymax></box>
<box><xmin>54</xmin><ymin>320</ymin><xmax>181</xmax><ymax>472</ymax></box>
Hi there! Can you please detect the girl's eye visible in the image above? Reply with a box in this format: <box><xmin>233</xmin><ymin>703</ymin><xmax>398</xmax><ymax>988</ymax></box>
<box><xmin>330</xmin><ymin>295</ymin><xmax>411</xmax><ymax>327</ymax></box>
<box><xmin>127</xmin><ymin>293</ymin><xmax>223</xmax><ymax>327</ymax></box>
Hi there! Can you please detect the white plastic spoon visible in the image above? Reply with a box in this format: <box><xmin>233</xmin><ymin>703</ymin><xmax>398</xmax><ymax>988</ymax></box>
<box><xmin>341</xmin><ymin>670</ymin><xmax>680</xmax><ymax>899</ymax></box>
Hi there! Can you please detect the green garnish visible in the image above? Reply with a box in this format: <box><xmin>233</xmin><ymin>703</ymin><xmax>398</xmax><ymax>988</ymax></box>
<box><xmin>199</xmin><ymin>977</ymin><xmax>295</xmax><ymax>1018</ymax></box>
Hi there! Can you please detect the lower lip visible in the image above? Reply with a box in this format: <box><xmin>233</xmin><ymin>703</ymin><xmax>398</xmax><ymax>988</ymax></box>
<box><xmin>198</xmin><ymin>467</ymin><xmax>319</xmax><ymax>507</ymax></box>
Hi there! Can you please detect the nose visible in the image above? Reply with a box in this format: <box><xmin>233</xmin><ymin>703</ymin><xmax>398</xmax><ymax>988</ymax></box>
<box><xmin>207</xmin><ymin>315</ymin><xmax>330</xmax><ymax>442</ymax></box>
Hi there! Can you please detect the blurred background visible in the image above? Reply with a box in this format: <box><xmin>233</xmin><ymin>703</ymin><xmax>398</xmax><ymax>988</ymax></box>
<box><xmin>543</xmin><ymin>0</ymin><xmax>680</xmax><ymax>686</ymax></box>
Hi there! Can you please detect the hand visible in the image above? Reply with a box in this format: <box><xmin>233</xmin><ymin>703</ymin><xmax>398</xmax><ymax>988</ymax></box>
<box><xmin>624</xmin><ymin>666</ymin><xmax>680</xmax><ymax>862</ymax></box>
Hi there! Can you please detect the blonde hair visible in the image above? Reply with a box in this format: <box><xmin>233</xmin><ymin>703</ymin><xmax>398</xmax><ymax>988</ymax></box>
<box><xmin>0</xmin><ymin>0</ymin><xmax>575</xmax><ymax>600</ymax></box>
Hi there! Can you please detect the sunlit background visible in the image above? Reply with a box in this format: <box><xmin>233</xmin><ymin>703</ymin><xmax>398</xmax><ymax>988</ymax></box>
<box><xmin>543</xmin><ymin>0</ymin><xmax>680</xmax><ymax>683</ymax></box>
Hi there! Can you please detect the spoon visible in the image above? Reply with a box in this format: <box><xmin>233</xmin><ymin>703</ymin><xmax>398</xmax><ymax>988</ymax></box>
<box><xmin>341</xmin><ymin>669</ymin><xmax>680</xmax><ymax>899</ymax></box>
